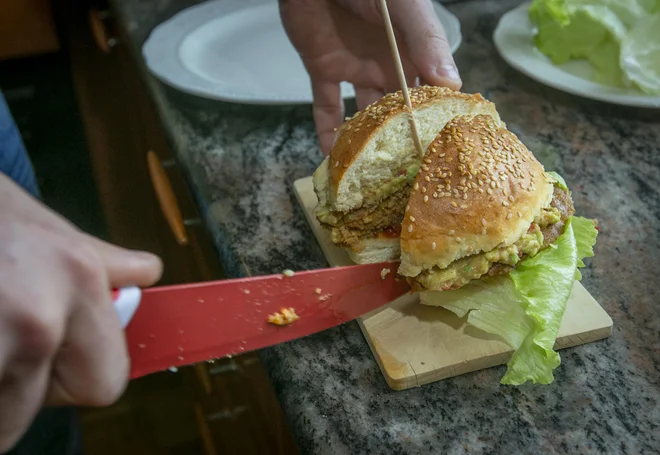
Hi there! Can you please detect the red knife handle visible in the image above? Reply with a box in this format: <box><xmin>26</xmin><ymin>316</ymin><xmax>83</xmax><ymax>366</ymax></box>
<box><xmin>112</xmin><ymin>287</ymin><xmax>141</xmax><ymax>328</ymax></box>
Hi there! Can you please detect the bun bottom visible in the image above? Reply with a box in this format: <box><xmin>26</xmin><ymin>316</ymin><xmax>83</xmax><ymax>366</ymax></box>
<box><xmin>346</xmin><ymin>237</ymin><xmax>400</xmax><ymax>264</ymax></box>
<box><xmin>419</xmin><ymin>290</ymin><xmax>443</xmax><ymax>306</ymax></box>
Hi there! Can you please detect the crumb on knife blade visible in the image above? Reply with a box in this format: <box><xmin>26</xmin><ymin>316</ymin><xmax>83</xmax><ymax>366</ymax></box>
<box><xmin>267</xmin><ymin>307</ymin><xmax>299</xmax><ymax>325</ymax></box>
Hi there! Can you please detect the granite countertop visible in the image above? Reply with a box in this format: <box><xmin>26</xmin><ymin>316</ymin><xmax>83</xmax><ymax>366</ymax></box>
<box><xmin>110</xmin><ymin>0</ymin><xmax>659</xmax><ymax>453</ymax></box>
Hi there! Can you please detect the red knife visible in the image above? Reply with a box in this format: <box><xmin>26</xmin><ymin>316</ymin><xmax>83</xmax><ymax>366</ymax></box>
<box><xmin>112</xmin><ymin>261</ymin><xmax>410</xmax><ymax>378</ymax></box>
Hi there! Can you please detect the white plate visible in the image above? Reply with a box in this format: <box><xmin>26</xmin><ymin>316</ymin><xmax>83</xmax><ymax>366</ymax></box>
<box><xmin>142</xmin><ymin>0</ymin><xmax>462</xmax><ymax>105</ymax></box>
<box><xmin>493</xmin><ymin>2</ymin><xmax>660</xmax><ymax>109</ymax></box>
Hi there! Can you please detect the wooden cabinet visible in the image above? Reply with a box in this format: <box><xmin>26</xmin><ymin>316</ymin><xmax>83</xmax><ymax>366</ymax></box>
<box><xmin>65</xmin><ymin>3</ymin><xmax>222</xmax><ymax>287</ymax></box>
<box><xmin>0</xmin><ymin>0</ymin><xmax>61</xmax><ymax>61</ymax></box>
<box><xmin>58</xmin><ymin>1</ymin><xmax>298</xmax><ymax>453</ymax></box>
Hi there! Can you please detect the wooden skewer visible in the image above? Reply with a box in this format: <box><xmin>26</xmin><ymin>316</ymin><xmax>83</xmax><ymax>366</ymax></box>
<box><xmin>378</xmin><ymin>0</ymin><xmax>424</xmax><ymax>159</ymax></box>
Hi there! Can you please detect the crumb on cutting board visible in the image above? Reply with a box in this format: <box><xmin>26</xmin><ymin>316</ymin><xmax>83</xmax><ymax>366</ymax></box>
<box><xmin>267</xmin><ymin>307</ymin><xmax>299</xmax><ymax>325</ymax></box>
<box><xmin>381</xmin><ymin>268</ymin><xmax>391</xmax><ymax>279</ymax></box>
<box><xmin>282</xmin><ymin>269</ymin><xmax>295</xmax><ymax>278</ymax></box>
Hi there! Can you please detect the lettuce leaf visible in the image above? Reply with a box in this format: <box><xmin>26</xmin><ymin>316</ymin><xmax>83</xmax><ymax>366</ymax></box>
<box><xmin>528</xmin><ymin>0</ymin><xmax>660</xmax><ymax>91</ymax></box>
<box><xmin>546</xmin><ymin>171</ymin><xmax>568</xmax><ymax>190</ymax></box>
<box><xmin>530</xmin><ymin>1</ymin><xmax>628</xmax><ymax>86</ymax></box>
<box><xmin>422</xmin><ymin>216</ymin><xmax>599</xmax><ymax>385</ymax></box>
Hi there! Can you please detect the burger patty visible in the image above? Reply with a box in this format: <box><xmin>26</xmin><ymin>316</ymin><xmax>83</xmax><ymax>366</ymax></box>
<box><xmin>487</xmin><ymin>185</ymin><xmax>575</xmax><ymax>277</ymax></box>
<box><xmin>321</xmin><ymin>182</ymin><xmax>412</xmax><ymax>248</ymax></box>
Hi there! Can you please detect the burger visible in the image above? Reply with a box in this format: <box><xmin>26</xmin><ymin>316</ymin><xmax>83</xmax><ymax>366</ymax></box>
<box><xmin>312</xmin><ymin>86</ymin><xmax>503</xmax><ymax>264</ymax></box>
<box><xmin>312</xmin><ymin>88</ymin><xmax>598</xmax><ymax>385</ymax></box>
<box><xmin>398</xmin><ymin>113</ymin><xmax>574</xmax><ymax>291</ymax></box>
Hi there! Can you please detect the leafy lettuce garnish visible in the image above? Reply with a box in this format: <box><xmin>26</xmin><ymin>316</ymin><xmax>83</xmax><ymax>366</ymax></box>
<box><xmin>422</xmin><ymin>216</ymin><xmax>598</xmax><ymax>385</ymax></box>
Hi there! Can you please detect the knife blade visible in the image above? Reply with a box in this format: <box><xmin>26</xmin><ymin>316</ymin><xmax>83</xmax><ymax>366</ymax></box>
<box><xmin>113</xmin><ymin>261</ymin><xmax>409</xmax><ymax>378</ymax></box>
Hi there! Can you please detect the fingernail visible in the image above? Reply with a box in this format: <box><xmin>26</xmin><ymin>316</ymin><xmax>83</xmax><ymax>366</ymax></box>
<box><xmin>132</xmin><ymin>251</ymin><xmax>160</xmax><ymax>264</ymax></box>
<box><xmin>437</xmin><ymin>65</ymin><xmax>462</xmax><ymax>84</ymax></box>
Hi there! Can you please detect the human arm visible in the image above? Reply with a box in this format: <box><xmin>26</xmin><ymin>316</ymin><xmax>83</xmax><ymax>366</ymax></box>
<box><xmin>0</xmin><ymin>172</ymin><xmax>162</xmax><ymax>452</ymax></box>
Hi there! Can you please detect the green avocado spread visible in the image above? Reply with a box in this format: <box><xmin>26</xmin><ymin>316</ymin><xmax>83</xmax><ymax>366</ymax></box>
<box><xmin>316</xmin><ymin>162</ymin><xmax>420</xmax><ymax>225</ymax></box>
<box><xmin>416</xmin><ymin>204</ymin><xmax>561</xmax><ymax>291</ymax></box>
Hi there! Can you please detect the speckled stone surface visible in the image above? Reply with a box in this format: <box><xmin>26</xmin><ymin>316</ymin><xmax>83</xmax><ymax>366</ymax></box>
<box><xmin>110</xmin><ymin>0</ymin><xmax>659</xmax><ymax>453</ymax></box>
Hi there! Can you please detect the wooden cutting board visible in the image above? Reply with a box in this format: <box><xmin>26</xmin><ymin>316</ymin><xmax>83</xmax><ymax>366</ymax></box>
<box><xmin>293</xmin><ymin>176</ymin><xmax>613</xmax><ymax>390</ymax></box>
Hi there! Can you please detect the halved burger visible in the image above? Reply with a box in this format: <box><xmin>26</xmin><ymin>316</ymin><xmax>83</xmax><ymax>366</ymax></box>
<box><xmin>312</xmin><ymin>86</ymin><xmax>503</xmax><ymax>263</ymax></box>
<box><xmin>398</xmin><ymin>114</ymin><xmax>598</xmax><ymax>385</ymax></box>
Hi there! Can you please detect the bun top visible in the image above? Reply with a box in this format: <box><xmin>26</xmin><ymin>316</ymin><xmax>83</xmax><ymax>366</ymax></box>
<box><xmin>398</xmin><ymin>114</ymin><xmax>555</xmax><ymax>277</ymax></box>
<box><xmin>319</xmin><ymin>86</ymin><xmax>502</xmax><ymax>213</ymax></box>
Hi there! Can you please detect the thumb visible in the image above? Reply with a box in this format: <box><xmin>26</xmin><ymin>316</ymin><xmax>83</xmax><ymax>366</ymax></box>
<box><xmin>85</xmin><ymin>235</ymin><xmax>163</xmax><ymax>287</ymax></box>
<box><xmin>388</xmin><ymin>0</ymin><xmax>462</xmax><ymax>90</ymax></box>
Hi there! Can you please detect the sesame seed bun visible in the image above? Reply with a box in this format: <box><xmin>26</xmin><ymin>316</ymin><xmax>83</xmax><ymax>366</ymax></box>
<box><xmin>346</xmin><ymin>237</ymin><xmax>400</xmax><ymax>264</ymax></box>
<box><xmin>398</xmin><ymin>115</ymin><xmax>555</xmax><ymax>279</ymax></box>
<box><xmin>316</xmin><ymin>86</ymin><xmax>503</xmax><ymax>214</ymax></box>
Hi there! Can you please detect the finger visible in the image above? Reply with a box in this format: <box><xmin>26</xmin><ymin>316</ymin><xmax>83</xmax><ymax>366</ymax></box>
<box><xmin>382</xmin><ymin>51</ymin><xmax>419</xmax><ymax>94</ymax></box>
<box><xmin>84</xmin><ymin>235</ymin><xmax>163</xmax><ymax>287</ymax></box>
<box><xmin>355</xmin><ymin>87</ymin><xmax>384</xmax><ymax>110</ymax></box>
<box><xmin>45</xmin><ymin>300</ymin><xmax>128</xmax><ymax>407</ymax></box>
<box><xmin>389</xmin><ymin>0</ymin><xmax>462</xmax><ymax>90</ymax></box>
<box><xmin>0</xmin><ymin>264</ymin><xmax>69</xmax><ymax>452</ymax></box>
<box><xmin>0</xmin><ymin>360</ymin><xmax>51</xmax><ymax>452</ymax></box>
<box><xmin>45</xmin><ymin>244</ymin><xmax>128</xmax><ymax>407</ymax></box>
<box><xmin>311</xmin><ymin>80</ymin><xmax>345</xmax><ymax>156</ymax></box>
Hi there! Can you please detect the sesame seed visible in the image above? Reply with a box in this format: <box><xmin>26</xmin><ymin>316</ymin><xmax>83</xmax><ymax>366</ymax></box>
<box><xmin>451</xmin><ymin>201</ymin><xmax>458</xmax><ymax>208</ymax></box>
<box><xmin>408</xmin><ymin>225</ymin><xmax>413</xmax><ymax>233</ymax></box>
<box><xmin>432</xmin><ymin>242</ymin><xmax>437</xmax><ymax>250</ymax></box>
<box><xmin>507</xmin><ymin>213</ymin><xmax>513</xmax><ymax>220</ymax></box>
<box><xmin>414</xmin><ymin>182</ymin><xmax>419</xmax><ymax>190</ymax></box>
<box><xmin>409</xmin><ymin>216</ymin><xmax>415</xmax><ymax>222</ymax></box>
<box><xmin>518</xmin><ymin>212</ymin><xmax>523</xmax><ymax>218</ymax></box>
<box><xmin>482</xmin><ymin>228</ymin><xmax>487</xmax><ymax>235</ymax></box>
<box><xmin>335</xmin><ymin>161</ymin><xmax>339</xmax><ymax>167</ymax></box>
<box><xmin>481</xmin><ymin>219</ymin><xmax>487</xmax><ymax>226</ymax></box>
<box><xmin>425</xmin><ymin>176</ymin><xmax>431</xmax><ymax>182</ymax></box>
<box><xmin>433</xmin><ymin>192</ymin><xmax>439</xmax><ymax>198</ymax></box>
<box><xmin>460</xmin><ymin>204</ymin><xmax>468</xmax><ymax>209</ymax></box>
<box><xmin>487</xmin><ymin>188</ymin><xmax>493</xmax><ymax>195</ymax></box>
<box><xmin>448</xmin><ymin>229</ymin><xmax>455</xmax><ymax>235</ymax></box>
<box><xmin>424</xmin><ymin>195</ymin><xmax>429</xmax><ymax>203</ymax></box>
<box><xmin>508</xmin><ymin>195</ymin><xmax>515</xmax><ymax>202</ymax></box>
<box><xmin>490</xmin><ymin>181</ymin><xmax>496</xmax><ymax>188</ymax></box>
